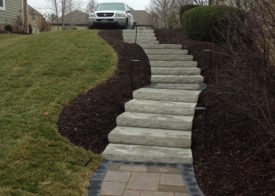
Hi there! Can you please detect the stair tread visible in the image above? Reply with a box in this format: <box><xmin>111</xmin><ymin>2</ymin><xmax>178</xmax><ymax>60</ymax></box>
<box><xmin>102</xmin><ymin>143</ymin><xmax>193</xmax><ymax>164</ymax></box>
<box><xmin>125</xmin><ymin>99</ymin><xmax>195</xmax><ymax>115</ymax></box>
<box><xmin>150</xmin><ymin>61</ymin><xmax>197</xmax><ymax>67</ymax></box>
<box><xmin>117</xmin><ymin>112</ymin><xmax>193</xmax><ymax>122</ymax></box>
<box><xmin>117</xmin><ymin>112</ymin><xmax>193</xmax><ymax>131</ymax></box>
<box><xmin>148</xmin><ymin>83</ymin><xmax>203</xmax><ymax>90</ymax></box>
<box><xmin>109</xmin><ymin>126</ymin><xmax>191</xmax><ymax>148</ymax></box>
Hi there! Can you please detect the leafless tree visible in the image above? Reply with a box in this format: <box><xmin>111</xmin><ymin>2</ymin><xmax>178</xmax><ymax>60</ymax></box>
<box><xmin>218</xmin><ymin>0</ymin><xmax>275</xmax><ymax>154</ymax></box>
<box><xmin>52</xmin><ymin>0</ymin><xmax>60</xmax><ymax>30</ymax></box>
<box><xmin>61</xmin><ymin>0</ymin><xmax>67</xmax><ymax>29</ymax></box>
<box><xmin>87</xmin><ymin>0</ymin><xmax>97</xmax><ymax>13</ymax></box>
<box><xmin>148</xmin><ymin>0</ymin><xmax>208</xmax><ymax>28</ymax></box>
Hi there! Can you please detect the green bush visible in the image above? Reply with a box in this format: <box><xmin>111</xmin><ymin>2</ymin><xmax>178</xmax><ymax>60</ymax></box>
<box><xmin>4</xmin><ymin>24</ymin><xmax>13</xmax><ymax>32</ymax></box>
<box><xmin>179</xmin><ymin>4</ymin><xmax>199</xmax><ymax>24</ymax></box>
<box><xmin>182</xmin><ymin>5</ymin><xmax>238</xmax><ymax>42</ymax></box>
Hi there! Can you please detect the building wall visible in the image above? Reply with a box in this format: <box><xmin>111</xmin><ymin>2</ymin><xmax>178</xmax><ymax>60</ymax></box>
<box><xmin>0</xmin><ymin>0</ymin><xmax>24</xmax><ymax>30</ymax></box>
<box><xmin>28</xmin><ymin>12</ymin><xmax>43</xmax><ymax>33</ymax></box>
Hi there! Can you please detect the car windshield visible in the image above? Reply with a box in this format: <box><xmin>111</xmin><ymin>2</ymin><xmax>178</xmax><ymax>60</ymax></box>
<box><xmin>96</xmin><ymin>3</ymin><xmax>125</xmax><ymax>11</ymax></box>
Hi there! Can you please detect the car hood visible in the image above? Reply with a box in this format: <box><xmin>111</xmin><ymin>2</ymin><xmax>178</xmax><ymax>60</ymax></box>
<box><xmin>95</xmin><ymin>10</ymin><xmax>125</xmax><ymax>13</ymax></box>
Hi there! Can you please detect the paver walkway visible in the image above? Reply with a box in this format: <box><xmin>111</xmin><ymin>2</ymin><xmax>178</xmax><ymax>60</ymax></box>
<box><xmin>101</xmin><ymin>163</ymin><xmax>187</xmax><ymax>196</ymax></box>
<box><xmin>88</xmin><ymin>27</ymin><xmax>205</xmax><ymax>196</ymax></box>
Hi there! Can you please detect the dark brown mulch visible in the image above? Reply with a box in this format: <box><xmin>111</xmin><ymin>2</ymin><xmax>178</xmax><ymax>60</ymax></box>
<box><xmin>155</xmin><ymin>29</ymin><xmax>275</xmax><ymax>196</ymax></box>
<box><xmin>57</xmin><ymin>30</ymin><xmax>151</xmax><ymax>153</ymax></box>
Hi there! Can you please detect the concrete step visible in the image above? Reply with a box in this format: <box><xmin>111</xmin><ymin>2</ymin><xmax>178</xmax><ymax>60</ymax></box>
<box><xmin>140</xmin><ymin>44</ymin><xmax>182</xmax><ymax>49</ymax></box>
<box><xmin>102</xmin><ymin>144</ymin><xmax>193</xmax><ymax>164</ymax></box>
<box><xmin>125</xmin><ymin>40</ymin><xmax>159</xmax><ymax>44</ymax></box>
<box><xmin>123</xmin><ymin>29</ymin><xmax>154</xmax><ymax>33</ymax></box>
<box><xmin>152</xmin><ymin>75</ymin><xmax>204</xmax><ymax>84</ymax></box>
<box><xmin>150</xmin><ymin>61</ymin><xmax>197</xmax><ymax>68</ymax></box>
<box><xmin>117</xmin><ymin>112</ymin><xmax>193</xmax><ymax>131</ymax></box>
<box><xmin>123</xmin><ymin>36</ymin><xmax>157</xmax><ymax>41</ymax></box>
<box><xmin>123</xmin><ymin>34</ymin><xmax>156</xmax><ymax>38</ymax></box>
<box><xmin>151</xmin><ymin>67</ymin><xmax>201</xmax><ymax>75</ymax></box>
<box><xmin>109</xmin><ymin>127</ymin><xmax>192</xmax><ymax>148</ymax></box>
<box><xmin>144</xmin><ymin>49</ymin><xmax>188</xmax><ymax>55</ymax></box>
<box><xmin>149</xmin><ymin>83</ymin><xmax>203</xmax><ymax>90</ymax></box>
<box><xmin>123</xmin><ymin>38</ymin><xmax>158</xmax><ymax>42</ymax></box>
<box><xmin>148</xmin><ymin>55</ymin><xmax>193</xmax><ymax>61</ymax></box>
<box><xmin>125</xmin><ymin>99</ymin><xmax>196</xmax><ymax>116</ymax></box>
<box><xmin>134</xmin><ymin>88</ymin><xmax>200</xmax><ymax>103</ymax></box>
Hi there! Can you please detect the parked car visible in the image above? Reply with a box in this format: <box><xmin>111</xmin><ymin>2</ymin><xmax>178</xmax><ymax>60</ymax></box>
<box><xmin>88</xmin><ymin>2</ymin><xmax>135</xmax><ymax>29</ymax></box>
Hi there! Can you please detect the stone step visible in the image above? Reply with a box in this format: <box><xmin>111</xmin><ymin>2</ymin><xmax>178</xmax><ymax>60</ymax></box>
<box><xmin>134</xmin><ymin>88</ymin><xmax>200</xmax><ymax>103</ymax></box>
<box><xmin>140</xmin><ymin>44</ymin><xmax>182</xmax><ymax>49</ymax></box>
<box><xmin>102</xmin><ymin>144</ymin><xmax>193</xmax><ymax>164</ymax></box>
<box><xmin>150</xmin><ymin>61</ymin><xmax>197</xmax><ymax>68</ymax></box>
<box><xmin>123</xmin><ymin>36</ymin><xmax>157</xmax><ymax>41</ymax></box>
<box><xmin>152</xmin><ymin>75</ymin><xmax>204</xmax><ymax>84</ymax></box>
<box><xmin>125</xmin><ymin>99</ymin><xmax>196</xmax><ymax>116</ymax></box>
<box><xmin>148</xmin><ymin>55</ymin><xmax>193</xmax><ymax>61</ymax></box>
<box><xmin>149</xmin><ymin>83</ymin><xmax>203</xmax><ymax>90</ymax></box>
<box><xmin>151</xmin><ymin>67</ymin><xmax>201</xmax><ymax>75</ymax></box>
<box><xmin>109</xmin><ymin>127</ymin><xmax>192</xmax><ymax>148</ymax></box>
<box><xmin>123</xmin><ymin>38</ymin><xmax>158</xmax><ymax>42</ymax></box>
<box><xmin>122</xmin><ymin>34</ymin><xmax>156</xmax><ymax>38</ymax></box>
<box><xmin>125</xmin><ymin>40</ymin><xmax>159</xmax><ymax>44</ymax></box>
<box><xmin>123</xmin><ymin>34</ymin><xmax>156</xmax><ymax>38</ymax></box>
<box><xmin>123</xmin><ymin>29</ymin><xmax>154</xmax><ymax>33</ymax></box>
<box><xmin>116</xmin><ymin>112</ymin><xmax>193</xmax><ymax>131</ymax></box>
<box><xmin>144</xmin><ymin>49</ymin><xmax>188</xmax><ymax>55</ymax></box>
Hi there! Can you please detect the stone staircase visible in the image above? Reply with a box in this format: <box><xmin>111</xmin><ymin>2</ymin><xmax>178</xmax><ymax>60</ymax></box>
<box><xmin>102</xmin><ymin>27</ymin><xmax>204</xmax><ymax>164</ymax></box>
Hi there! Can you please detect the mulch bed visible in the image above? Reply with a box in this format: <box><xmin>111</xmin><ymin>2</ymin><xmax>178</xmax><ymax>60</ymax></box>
<box><xmin>155</xmin><ymin>29</ymin><xmax>275</xmax><ymax>196</ymax></box>
<box><xmin>57</xmin><ymin>30</ymin><xmax>151</xmax><ymax>153</ymax></box>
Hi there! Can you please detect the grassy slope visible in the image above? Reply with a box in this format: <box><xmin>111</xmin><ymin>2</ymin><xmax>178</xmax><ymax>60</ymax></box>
<box><xmin>0</xmin><ymin>31</ymin><xmax>117</xmax><ymax>195</ymax></box>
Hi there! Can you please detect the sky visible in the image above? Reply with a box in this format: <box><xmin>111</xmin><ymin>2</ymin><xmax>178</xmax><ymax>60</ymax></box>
<box><xmin>28</xmin><ymin>0</ymin><xmax>151</xmax><ymax>15</ymax></box>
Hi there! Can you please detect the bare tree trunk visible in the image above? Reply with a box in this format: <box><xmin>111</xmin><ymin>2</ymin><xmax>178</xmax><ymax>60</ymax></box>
<box><xmin>53</xmin><ymin>0</ymin><xmax>59</xmax><ymax>30</ymax></box>
<box><xmin>61</xmin><ymin>0</ymin><xmax>65</xmax><ymax>29</ymax></box>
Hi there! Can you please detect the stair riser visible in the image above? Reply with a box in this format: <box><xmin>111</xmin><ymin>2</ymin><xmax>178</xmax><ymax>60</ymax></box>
<box><xmin>123</xmin><ymin>30</ymin><xmax>154</xmax><ymax>33</ymax></box>
<box><xmin>103</xmin><ymin>144</ymin><xmax>193</xmax><ymax>164</ymax></box>
<box><xmin>144</xmin><ymin>50</ymin><xmax>188</xmax><ymax>55</ymax></box>
<box><xmin>149</xmin><ymin>83</ymin><xmax>202</xmax><ymax>90</ymax></box>
<box><xmin>124</xmin><ymin>40</ymin><xmax>159</xmax><ymax>45</ymax></box>
<box><xmin>125</xmin><ymin>103</ymin><xmax>195</xmax><ymax>116</ymax></box>
<box><xmin>148</xmin><ymin>55</ymin><xmax>193</xmax><ymax>61</ymax></box>
<box><xmin>109</xmin><ymin>133</ymin><xmax>191</xmax><ymax>148</ymax></box>
<box><xmin>103</xmin><ymin>154</ymin><xmax>193</xmax><ymax>164</ymax></box>
<box><xmin>152</xmin><ymin>76</ymin><xmax>204</xmax><ymax>84</ymax></box>
<box><xmin>150</xmin><ymin>61</ymin><xmax>197</xmax><ymax>68</ymax></box>
<box><xmin>117</xmin><ymin>117</ymin><xmax>192</xmax><ymax>131</ymax></box>
<box><xmin>151</xmin><ymin>68</ymin><xmax>200</xmax><ymax>75</ymax></box>
<box><xmin>140</xmin><ymin>44</ymin><xmax>182</xmax><ymax>49</ymax></box>
<box><xmin>133</xmin><ymin>91</ymin><xmax>199</xmax><ymax>103</ymax></box>
<box><xmin>123</xmin><ymin>36</ymin><xmax>157</xmax><ymax>41</ymax></box>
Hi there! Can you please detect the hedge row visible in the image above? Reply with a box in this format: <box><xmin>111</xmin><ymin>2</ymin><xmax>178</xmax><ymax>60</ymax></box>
<box><xmin>181</xmin><ymin>5</ymin><xmax>240</xmax><ymax>42</ymax></box>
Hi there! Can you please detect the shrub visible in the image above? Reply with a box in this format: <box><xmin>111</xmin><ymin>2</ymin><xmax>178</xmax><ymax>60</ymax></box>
<box><xmin>4</xmin><ymin>24</ymin><xmax>13</xmax><ymax>32</ymax></box>
<box><xmin>182</xmin><ymin>5</ymin><xmax>239</xmax><ymax>42</ymax></box>
<box><xmin>179</xmin><ymin>4</ymin><xmax>199</xmax><ymax>24</ymax></box>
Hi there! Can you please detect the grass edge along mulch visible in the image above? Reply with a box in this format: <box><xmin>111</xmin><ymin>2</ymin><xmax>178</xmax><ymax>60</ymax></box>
<box><xmin>154</xmin><ymin>29</ymin><xmax>275</xmax><ymax>196</ymax></box>
<box><xmin>0</xmin><ymin>30</ymin><xmax>118</xmax><ymax>195</ymax></box>
<box><xmin>57</xmin><ymin>30</ymin><xmax>151</xmax><ymax>154</ymax></box>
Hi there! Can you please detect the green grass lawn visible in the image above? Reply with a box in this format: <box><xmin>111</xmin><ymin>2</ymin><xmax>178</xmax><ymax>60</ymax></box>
<box><xmin>0</xmin><ymin>30</ymin><xmax>117</xmax><ymax>195</ymax></box>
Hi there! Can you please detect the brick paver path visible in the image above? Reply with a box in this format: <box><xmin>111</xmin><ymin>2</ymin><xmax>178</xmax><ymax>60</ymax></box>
<box><xmin>101</xmin><ymin>163</ymin><xmax>189</xmax><ymax>196</ymax></box>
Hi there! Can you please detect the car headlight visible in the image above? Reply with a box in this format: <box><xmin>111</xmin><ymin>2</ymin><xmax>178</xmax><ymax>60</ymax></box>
<box><xmin>90</xmin><ymin>12</ymin><xmax>95</xmax><ymax>17</ymax></box>
<box><xmin>115</xmin><ymin>12</ymin><xmax>126</xmax><ymax>17</ymax></box>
